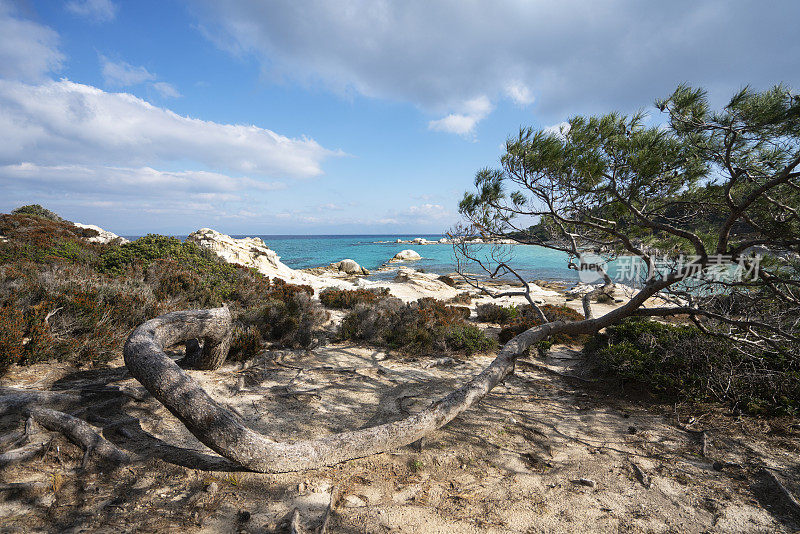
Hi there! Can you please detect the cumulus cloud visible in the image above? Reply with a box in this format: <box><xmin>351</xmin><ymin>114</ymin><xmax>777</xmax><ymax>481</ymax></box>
<box><xmin>0</xmin><ymin>78</ymin><xmax>337</xmax><ymax>179</ymax></box>
<box><xmin>428</xmin><ymin>96</ymin><xmax>493</xmax><ymax>136</ymax></box>
<box><xmin>189</xmin><ymin>0</ymin><xmax>800</xmax><ymax>122</ymax></box>
<box><xmin>66</xmin><ymin>0</ymin><xmax>118</xmax><ymax>23</ymax></box>
<box><xmin>100</xmin><ymin>55</ymin><xmax>156</xmax><ymax>86</ymax></box>
<box><xmin>0</xmin><ymin>2</ymin><xmax>63</xmax><ymax>81</ymax></box>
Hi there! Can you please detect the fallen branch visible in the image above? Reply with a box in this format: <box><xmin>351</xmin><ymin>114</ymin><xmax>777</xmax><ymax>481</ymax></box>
<box><xmin>0</xmin><ymin>388</ymin><xmax>83</xmax><ymax>413</ymax></box>
<box><xmin>630</xmin><ymin>461</ymin><xmax>651</xmax><ymax>489</ymax></box>
<box><xmin>0</xmin><ymin>440</ymin><xmax>51</xmax><ymax>467</ymax></box>
<box><xmin>27</xmin><ymin>407</ymin><xmax>130</xmax><ymax>465</ymax></box>
<box><xmin>761</xmin><ymin>468</ymin><xmax>800</xmax><ymax>518</ymax></box>
<box><xmin>122</xmin><ymin>287</ymin><xmax>661</xmax><ymax>473</ymax></box>
<box><xmin>289</xmin><ymin>508</ymin><xmax>304</xmax><ymax>534</ymax></box>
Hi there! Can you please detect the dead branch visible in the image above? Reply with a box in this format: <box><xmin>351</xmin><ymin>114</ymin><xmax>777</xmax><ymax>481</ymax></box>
<box><xmin>0</xmin><ymin>439</ymin><xmax>51</xmax><ymax>467</ymax></box>
<box><xmin>123</xmin><ymin>284</ymin><xmax>662</xmax><ymax>473</ymax></box>
<box><xmin>761</xmin><ymin>468</ymin><xmax>800</xmax><ymax>518</ymax></box>
<box><xmin>27</xmin><ymin>407</ymin><xmax>130</xmax><ymax>465</ymax></box>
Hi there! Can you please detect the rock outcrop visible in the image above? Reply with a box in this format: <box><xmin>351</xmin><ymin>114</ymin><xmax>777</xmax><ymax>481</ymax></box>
<box><xmin>186</xmin><ymin>228</ymin><xmax>316</xmax><ymax>285</ymax></box>
<box><xmin>390</xmin><ymin>249</ymin><xmax>422</xmax><ymax>262</ymax></box>
<box><xmin>307</xmin><ymin>259</ymin><xmax>370</xmax><ymax>276</ymax></box>
<box><xmin>391</xmin><ymin>267</ymin><xmax>459</xmax><ymax>298</ymax></box>
<box><xmin>73</xmin><ymin>223</ymin><xmax>129</xmax><ymax>245</ymax></box>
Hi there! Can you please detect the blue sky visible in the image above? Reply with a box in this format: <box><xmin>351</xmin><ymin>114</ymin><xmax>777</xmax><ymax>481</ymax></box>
<box><xmin>1</xmin><ymin>0</ymin><xmax>799</xmax><ymax>235</ymax></box>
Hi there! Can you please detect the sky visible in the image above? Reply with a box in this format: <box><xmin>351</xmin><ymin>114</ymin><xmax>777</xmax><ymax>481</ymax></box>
<box><xmin>1</xmin><ymin>0</ymin><xmax>799</xmax><ymax>235</ymax></box>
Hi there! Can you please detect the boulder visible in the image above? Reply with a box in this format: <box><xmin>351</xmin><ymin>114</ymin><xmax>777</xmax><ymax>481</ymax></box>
<box><xmin>390</xmin><ymin>249</ymin><xmax>422</xmax><ymax>262</ymax></box>
<box><xmin>72</xmin><ymin>223</ymin><xmax>129</xmax><ymax>245</ymax></box>
<box><xmin>187</xmin><ymin>228</ymin><xmax>316</xmax><ymax>284</ymax></box>
<box><xmin>331</xmin><ymin>259</ymin><xmax>369</xmax><ymax>275</ymax></box>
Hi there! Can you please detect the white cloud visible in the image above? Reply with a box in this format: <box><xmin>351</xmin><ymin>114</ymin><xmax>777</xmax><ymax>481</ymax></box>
<box><xmin>0</xmin><ymin>2</ymin><xmax>63</xmax><ymax>81</ymax></box>
<box><xmin>0</xmin><ymin>78</ymin><xmax>337</xmax><ymax>179</ymax></box>
<box><xmin>190</xmin><ymin>0</ymin><xmax>800</xmax><ymax>121</ymax></box>
<box><xmin>100</xmin><ymin>55</ymin><xmax>156</xmax><ymax>86</ymax></box>
<box><xmin>505</xmin><ymin>81</ymin><xmax>534</xmax><ymax>106</ymax></box>
<box><xmin>543</xmin><ymin>121</ymin><xmax>571</xmax><ymax>139</ymax></box>
<box><xmin>152</xmin><ymin>81</ymin><xmax>181</xmax><ymax>98</ymax></box>
<box><xmin>66</xmin><ymin>0</ymin><xmax>118</xmax><ymax>23</ymax></box>
<box><xmin>1</xmin><ymin>163</ymin><xmax>286</xmax><ymax>196</ymax></box>
<box><xmin>428</xmin><ymin>96</ymin><xmax>493</xmax><ymax>136</ymax></box>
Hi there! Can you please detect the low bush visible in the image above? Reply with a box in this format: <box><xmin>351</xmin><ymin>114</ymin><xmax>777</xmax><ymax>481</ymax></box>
<box><xmin>340</xmin><ymin>297</ymin><xmax>495</xmax><ymax>356</ymax></box>
<box><xmin>476</xmin><ymin>303</ymin><xmax>520</xmax><ymax>324</ymax></box>
<box><xmin>446</xmin><ymin>292</ymin><xmax>472</xmax><ymax>305</ymax></box>
<box><xmin>0</xmin><ymin>208</ymin><xmax>329</xmax><ymax>373</ymax></box>
<box><xmin>497</xmin><ymin>304</ymin><xmax>586</xmax><ymax>345</ymax></box>
<box><xmin>11</xmin><ymin>204</ymin><xmax>64</xmax><ymax>222</ymax></box>
<box><xmin>584</xmin><ymin>318</ymin><xmax>800</xmax><ymax>415</ymax></box>
<box><xmin>319</xmin><ymin>287</ymin><xmax>390</xmax><ymax>309</ymax></box>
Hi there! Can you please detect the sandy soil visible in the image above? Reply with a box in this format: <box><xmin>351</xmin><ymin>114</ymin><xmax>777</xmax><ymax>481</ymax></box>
<box><xmin>1</xmin><ymin>335</ymin><xmax>799</xmax><ymax>533</ymax></box>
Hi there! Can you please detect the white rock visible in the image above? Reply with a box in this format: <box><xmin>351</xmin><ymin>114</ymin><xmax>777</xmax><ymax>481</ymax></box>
<box><xmin>73</xmin><ymin>223</ymin><xmax>129</xmax><ymax>245</ymax></box>
<box><xmin>187</xmin><ymin>228</ymin><xmax>316</xmax><ymax>285</ymax></box>
<box><xmin>390</xmin><ymin>249</ymin><xmax>422</xmax><ymax>262</ymax></box>
<box><xmin>330</xmin><ymin>259</ymin><xmax>369</xmax><ymax>275</ymax></box>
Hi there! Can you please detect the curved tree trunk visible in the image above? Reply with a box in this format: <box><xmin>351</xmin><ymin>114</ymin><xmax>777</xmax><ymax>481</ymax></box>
<box><xmin>124</xmin><ymin>288</ymin><xmax>658</xmax><ymax>473</ymax></box>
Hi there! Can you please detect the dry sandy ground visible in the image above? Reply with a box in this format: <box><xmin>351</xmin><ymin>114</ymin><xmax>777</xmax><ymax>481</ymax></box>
<box><xmin>1</xmin><ymin>339</ymin><xmax>799</xmax><ymax>533</ymax></box>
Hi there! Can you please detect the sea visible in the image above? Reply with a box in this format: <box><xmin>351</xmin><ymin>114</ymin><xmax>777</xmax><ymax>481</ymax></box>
<box><xmin>236</xmin><ymin>234</ymin><xmax>578</xmax><ymax>283</ymax></box>
<box><xmin>123</xmin><ymin>234</ymin><xmax>581</xmax><ymax>283</ymax></box>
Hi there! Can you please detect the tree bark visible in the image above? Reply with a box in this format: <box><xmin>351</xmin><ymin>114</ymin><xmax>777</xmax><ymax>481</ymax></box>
<box><xmin>27</xmin><ymin>407</ymin><xmax>130</xmax><ymax>465</ymax></box>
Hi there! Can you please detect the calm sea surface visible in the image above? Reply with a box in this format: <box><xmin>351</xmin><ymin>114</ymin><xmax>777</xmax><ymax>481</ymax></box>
<box><xmin>241</xmin><ymin>235</ymin><xmax>578</xmax><ymax>282</ymax></box>
<box><xmin>124</xmin><ymin>234</ymin><xmax>581</xmax><ymax>282</ymax></box>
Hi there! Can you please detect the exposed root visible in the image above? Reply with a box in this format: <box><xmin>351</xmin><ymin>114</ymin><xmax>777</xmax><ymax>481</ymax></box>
<box><xmin>26</xmin><ymin>407</ymin><xmax>131</xmax><ymax>466</ymax></box>
<box><xmin>0</xmin><ymin>440</ymin><xmax>51</xmax><ymax>467</ymax></box>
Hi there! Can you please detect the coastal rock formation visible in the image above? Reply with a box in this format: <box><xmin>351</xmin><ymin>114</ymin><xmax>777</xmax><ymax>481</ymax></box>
<box><xmin>186</xmin><ymin>228</ymin><xmax>316</xmax><ymax>285</ymax></box>
<box><xmin>332</xmin><ymin>259</ymin><xmax>369</xmax><ymax>275</ymax></box>
<box><xmin>72</xmin><ymin>223</ymin><xmax>129</xmax><ymax>245</ymax></box>
<box><xmin>393</xmin><ymin>267</ymin><xmax>457</xmax><ymax>295</ymax></box>
<box><xmin>390</xmin><ymin>249</ymin><xmax>422</xmax><ymax>262</ymax></box>
<box><xmin>307</xmin><ymin>258</ymin><xmax>370</xmax><ymax>276</ymax></box>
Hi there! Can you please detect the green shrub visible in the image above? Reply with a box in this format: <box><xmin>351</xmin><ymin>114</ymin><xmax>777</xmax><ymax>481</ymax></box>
<box><xmin>319</xmin><ymin>287</ymin><xmax>390</xmax><ymax>309</ymax></box>
<box><xmin>476</xmin><ymin>303</ymin><xmax>520</xmax><ymax>324</ymax></box>
<box><xmin>340</xmin><ymin>297</ymin><xmax>495</xmax><ymax>356</ymax></box>
<box><xmin>584</xmin><ymin>318</ymin><xmax>800</xmax><ymax>415</ymax></box>
<box><xmin>0</xmin><ymin>209</ymin><xmax>330</xmax><ymax>372</ymax></box>
<box><xmin>228</xmin><ymin>326</ymin><xmax>262</xmax><ymax>362</ymax></box>
<box><xmin>11</xmin><ymin>204</ymin><xmax>64</xmax><ymax>222</ymax></box>
<box><xmin>498</xmin><ymin>304</ymin><xmax>586</xmax><ymax>344</ymax></box>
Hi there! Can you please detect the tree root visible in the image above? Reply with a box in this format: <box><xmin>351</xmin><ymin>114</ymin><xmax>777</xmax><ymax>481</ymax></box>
<box><xmin>26</xmin><ymin>407</ymin><xmax>130</xmax><ymax>466</ymax></box>
<box><xmin>0</xmin><ymin>440</ymin><xmax>51</xmax><ymax>467</ymax></box>
<box><xmin>761</xmin><ymin>468</ymin><xmax>800</xmax><ymax>518</ymax></box>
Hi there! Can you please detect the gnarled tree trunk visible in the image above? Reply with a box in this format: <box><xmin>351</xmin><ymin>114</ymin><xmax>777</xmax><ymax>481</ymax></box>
<box><xmin>124</xmin><ymin>289</ymin><xmax>656</xmax><ymax>473</ymax></box>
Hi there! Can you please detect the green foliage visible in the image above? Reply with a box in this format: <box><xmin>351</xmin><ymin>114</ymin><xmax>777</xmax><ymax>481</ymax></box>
<box><xmin>319</xmin><ymin>287</ymin><xmax>390</xmax><ymax>309</ymax></box>
<box><xmin>0</xmin><ymin>209</ymin><xmax>329</xmax><ymax>373</ymax></box>
<box><xmin>497</xmin><ymin>304</ymin><xmax>586</xmax><ymax>345</ymax></box>
<box><xmin>584</xmin><ymin>318</ymin><xmax>799</xmax><ymax>415</ymax></box>
<box><xmin>11</xmin><ymin>204</ymin><xmax>64</xmax><ymax>222</ymax></box>
<box><xmin>340</xmin><ymin>297</ymin><xmax>495</xmax><ymax>356</ymax></box>
<box><xmin>476</xmin><ymin>303</ymin><xmax>520</xmax><ymax>323</ymax></box>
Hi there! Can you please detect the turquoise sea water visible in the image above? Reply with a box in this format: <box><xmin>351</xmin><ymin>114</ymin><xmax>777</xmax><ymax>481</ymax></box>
<box><xmin>123</xmin><ymin>234</ymin><xmax>580</xmax><ymax>282</ymax></box>
<box><xmin>236</xmin><ymin>235</ymin><xmax>579</xmax><ymax>283</ymax></box>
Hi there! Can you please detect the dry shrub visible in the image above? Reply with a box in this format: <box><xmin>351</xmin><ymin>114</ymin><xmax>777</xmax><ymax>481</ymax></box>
<box><xmin>0</xmin><ymin>208</ymin><xmax>329</xmax><ymax>373</ymax></box>
<box><xmin>497</xmin><ymin>304</ymin><xmax>586</xmax><ymax>344</ymax></box>
<box><xmin>319</xmin><ymin>287</ymin><xmax>390</xmax><ymax>309</ymax></box>
<box><xmin>340</xmin><ymin>297</ymin><xmax>494</xmax><ymax>356</ymax></box>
